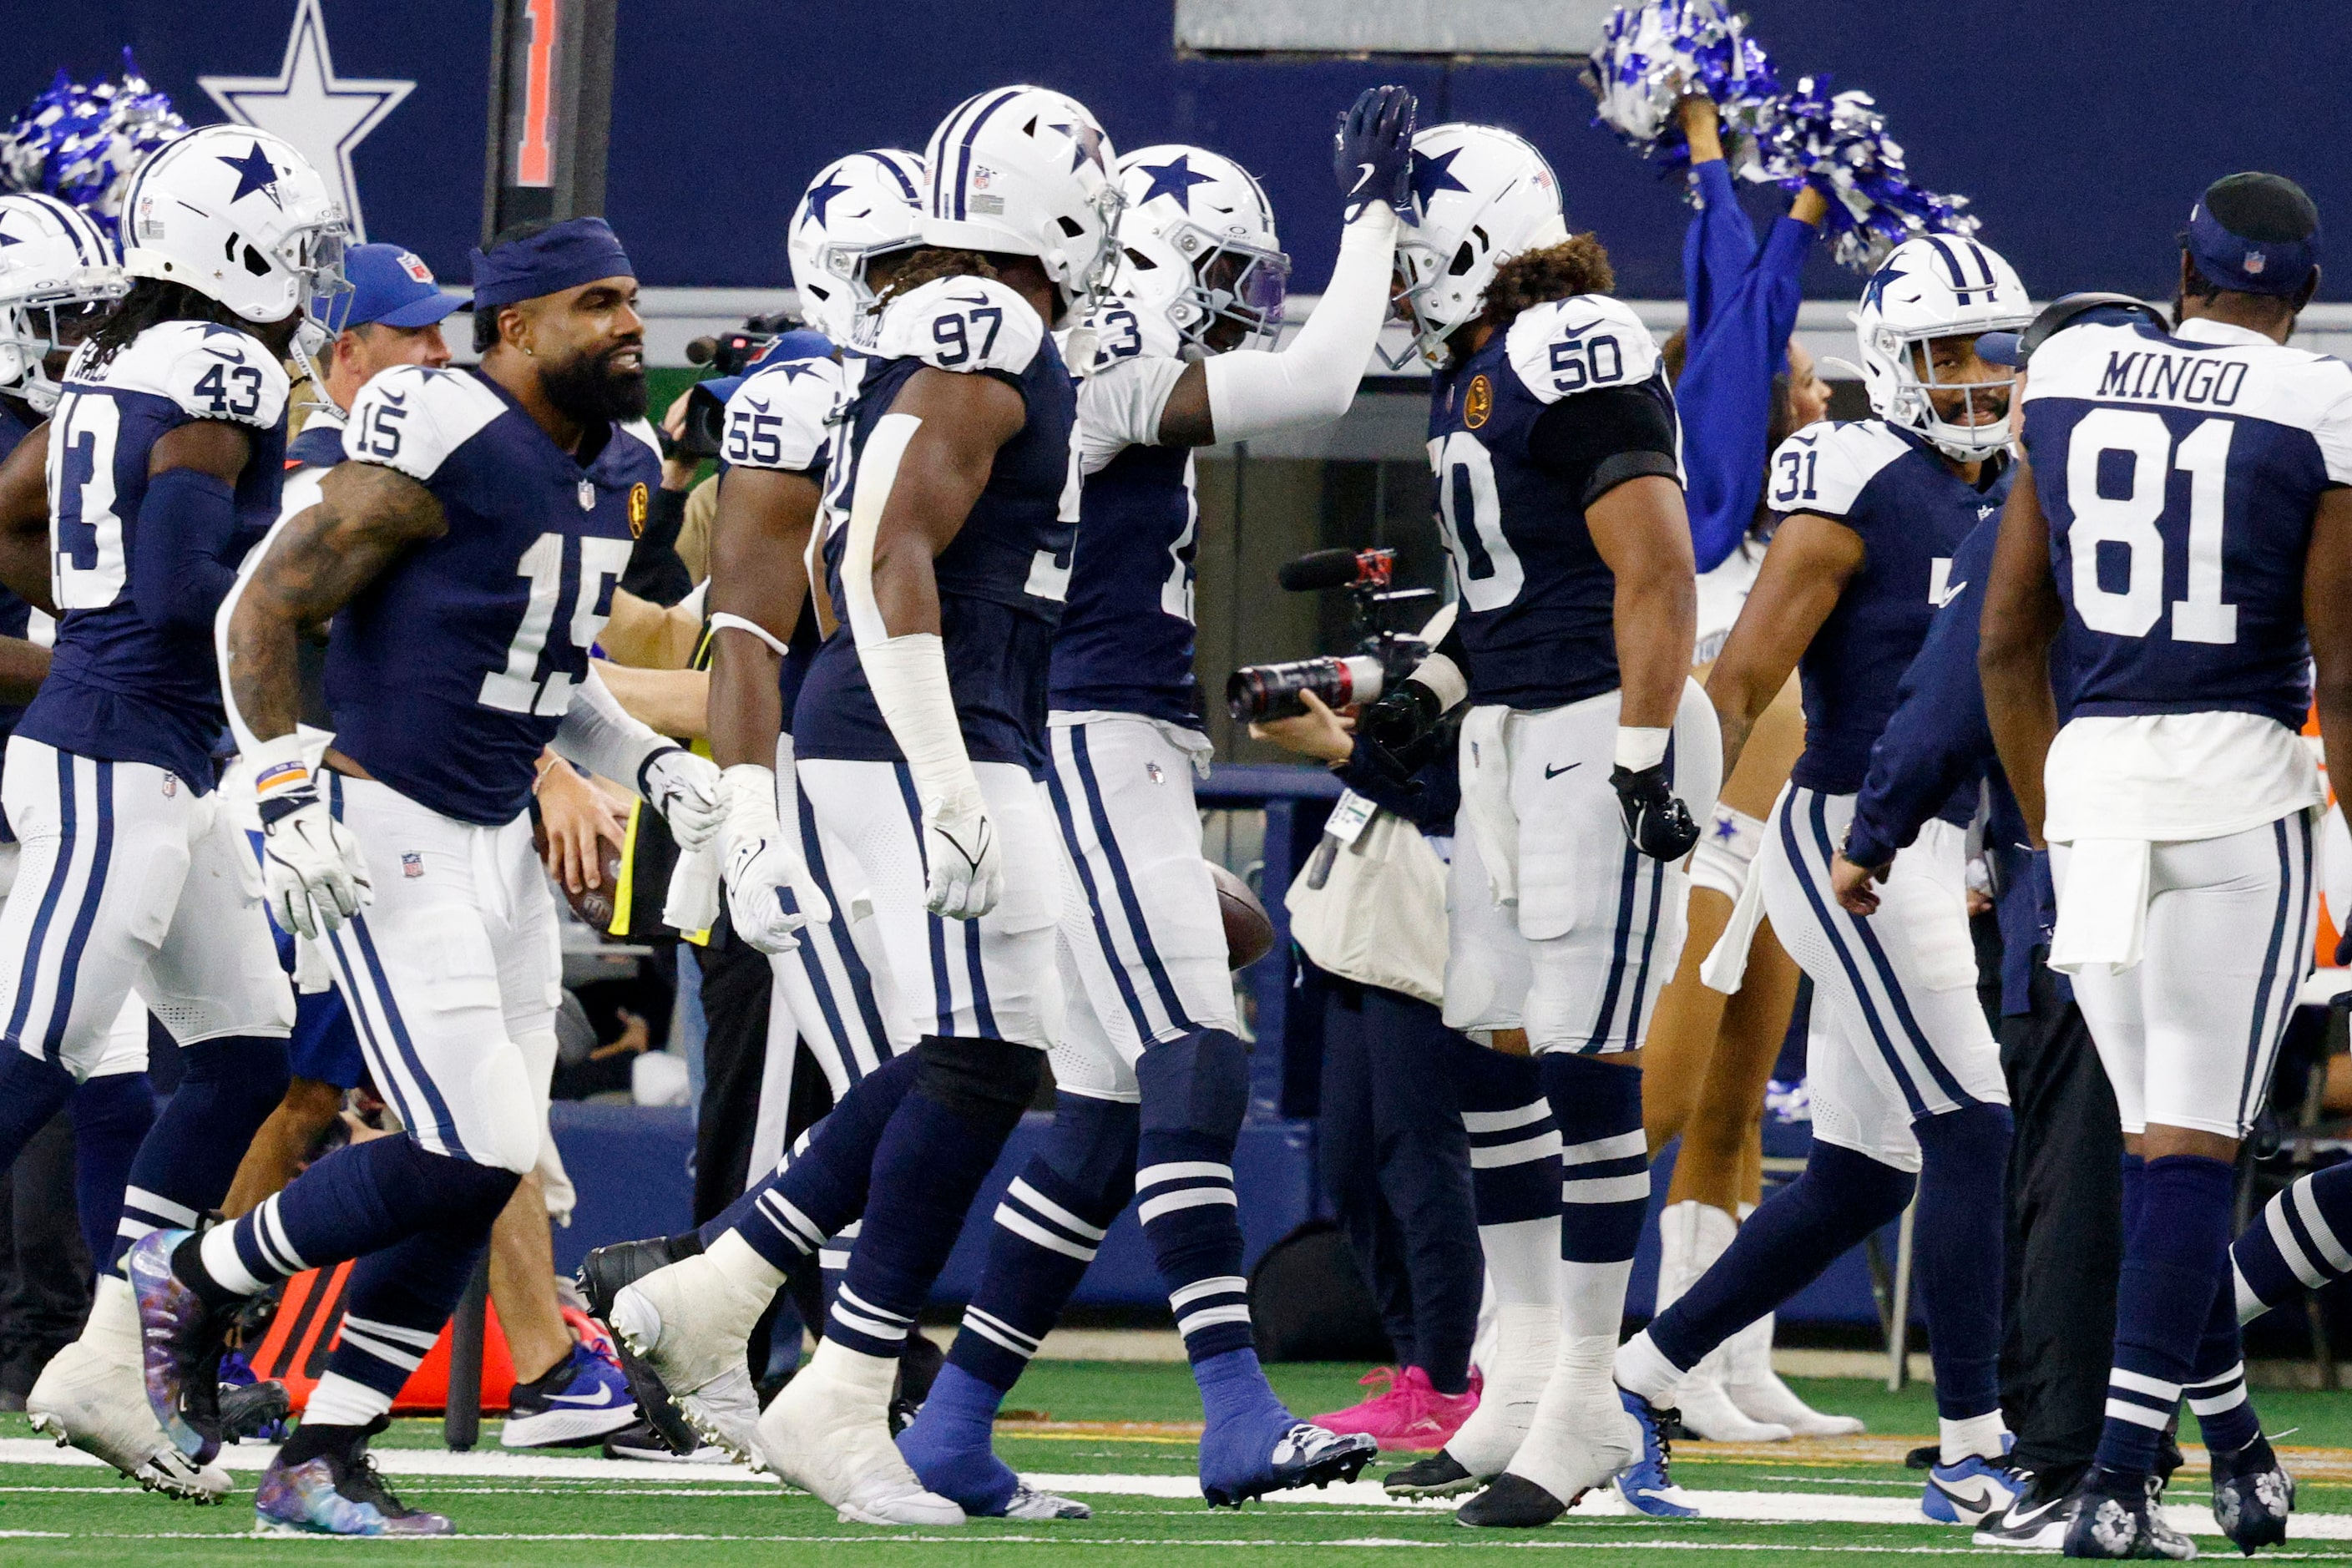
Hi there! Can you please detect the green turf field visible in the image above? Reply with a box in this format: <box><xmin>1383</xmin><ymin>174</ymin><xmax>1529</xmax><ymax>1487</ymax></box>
<box><xmin>6</xmin><ymin>1365</ymin><xmax>2351</xmax><ymax>1564</ymax></box>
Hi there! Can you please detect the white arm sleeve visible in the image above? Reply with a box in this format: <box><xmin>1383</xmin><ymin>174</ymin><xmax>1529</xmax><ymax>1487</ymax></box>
<box><xmin>1199</xmin><ymin>204</ymin><xmax>1396</xmax><ymax>441</ymax></box>
<box><xmin>551</xmin><ymin>664</ymin><xmax>673</xmax><ymax>795</ymax></box>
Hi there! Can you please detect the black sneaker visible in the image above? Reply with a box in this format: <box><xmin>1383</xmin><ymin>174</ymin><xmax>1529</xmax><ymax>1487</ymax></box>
<box><xmin>1972</xmin><ymin>1467</ymin><xmax>2078</xmax><ymax>1550</ymax></box>
<box><xmin>1456</xmin><ymin>1472</ymin><xmax>1573</xmax><ymax>1529</ymax></box>
<box><xmin>2063</xmin><ymin>1466</ymin><xmax>2195</xmax><ymax>1560</ymax></box>
<box><xmin>575</xmin><ymin>1232</ymin><xmax>702</xmax><ymax>1323</ymax></box>
<box><xmin>219</xmin><ymin>1377</ymin><xmax>292</xmax><ymax>1444</ymax></box>
<box><xmin>603</xmin><ymin>1417</ymin><xmax>731</xmax><ymax>1464</ymax></box>
<box><xmin>2211</xmin><ymin>1433</ymin><xmax>2294</xmax><ymax>1554</ymax></box>
<box><xmin>1385</xmin><ymin>1449</ymin><xmax>1486</xmax><ymax>1499</ymax></box>
<box><xmin>889</xmin><ymin>1329</ymin><xmax>945</xmax><ymax>1435</ymax></box>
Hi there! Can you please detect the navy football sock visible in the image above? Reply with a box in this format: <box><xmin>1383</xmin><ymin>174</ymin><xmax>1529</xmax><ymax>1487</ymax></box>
<box><xmin>2186</xmin><ymin>1267</ymin><xmax>2262</xmax><ymax>1454</ymax></box>
<box><xmin>109</xmin><ymin>1033</ymin><xmax>290</xmax><ymax>1270</ymax></box>
<box><xmin>704</xmin><ymin>1049</ymin><xmax>918</xmax><ymax>1272</ymax></box>
<box><xmin>2233</xmin><ymin>1159</ymin><xmax>2352</xmax><ymax>1324</ymax></box>
<box><xmin>1542</xmin><ymin>1054</ymin><xmax>1648</xmax><ymax>1338</ymax></box>
<box><xmin>1650</xmin><ymin>1140</ymin><xmax>1915</xmax><ymax>1373</ymax></box>
<box><xmin>1135</xmin><ymin>1031</ymin><xmax>1257</xmax><ymax>1368</ymax></box>
<box><xmin>2097</xmin><ymin>1154</ymin><xmax>2236</xmax><ymax>1478</ymax></box>
<box><xmin>827</xmin><ymin>1037</ymin><xmax>1037</xmax><ymax>1358</ymax></box>
<box><xmin>322</xmin><ymin>1219</ymin><xmax>497</xmax><ymax>1404</ymax></box>
<box><xmin>1456</xmin><ymin>1043</ymin><xmax>1560</xmax><ymax>1314</ymax></box>
<box><xmin>68</xmin><ymin>1072</ymin><xmax>154</xmax><ymax>1267</ymax></box>
<box><xmin>177</xmin><ymin>1132</ymin><xmax>517</xmax><ymax>1308</ymax></box>
<box><xmin>1910</xmin><ymin>1102</ymin><xmax>2012</xmax><ymax>1421</ymax></box>
<box><xmin>0</xmin><ymin>1044</ymin><xmax>74</xmax><ymax>1178</ymax></box>
<box><xmin>943</xmin><ymin>1091</ymin><xmax>1138</xmax><ymax>1393</ymax></box>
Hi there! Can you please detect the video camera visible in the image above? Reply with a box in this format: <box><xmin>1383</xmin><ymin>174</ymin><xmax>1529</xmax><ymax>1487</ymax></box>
<box><xmin>1226</xmin><ymin>547</ymin><xmax>1438</xmax><ymax>723</ymax></box>
<box><xmin>676</xmin><ymin>311</ymin><xmax>797</xmax><ymax>459</ymax></box>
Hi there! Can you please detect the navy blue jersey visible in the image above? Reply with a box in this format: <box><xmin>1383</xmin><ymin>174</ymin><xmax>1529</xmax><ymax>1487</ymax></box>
<box><xmin>21</xmin><ymin>321</ymin><xmax>289</xmax><ymax>786</ymax></box>
<box><xmin>1424</xmin><ymin>296</ymin><xmax>1682</xmax><ymax>709</ymax></box>
<box><xmin>1050</xmin><ymin>303</ymin><xmax>1202</xmax><ymax>726</ymax></box>
<box><xmin>1773</xmin><ymin>419</ymin><xmax>2011</xmax><ymax>797</ymax></box>
<box><xmin>0</xmin><ymin>397</ymin><xmax>38</xmax><ymax>818</ymax></box>
<box><xmin>326</xmin><ymin>365</ymin><xmax>660</xmax><ymax>826</ymax></box>
<box><xmin>794</xmin><ymin>276</ymin><xmax>1081</xmax><ymax>773</ymax></box>
<box><xmin>2024</xmin><ymin>316</ymin><xmax>2352</xmax><ymax>727</ymax></box>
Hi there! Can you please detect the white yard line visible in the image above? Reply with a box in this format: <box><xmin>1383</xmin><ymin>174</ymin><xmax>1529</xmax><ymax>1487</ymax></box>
<box><xmin>2</xmin><ymin>1440</ymin><xmax>2344</xmax><ymax>1544</ymax></box>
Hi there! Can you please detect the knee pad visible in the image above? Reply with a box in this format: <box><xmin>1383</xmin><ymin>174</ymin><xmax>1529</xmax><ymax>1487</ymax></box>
<box><xmin>915</xmin><ymin>1034</ymin><xmax>1044</xmax><ymax>1129</ymax></box>
<box><xmin>1135</xmin><ymin>1028</ymin><xmax>1248</xmax><ymax>1143</ymax></box>
<box><xmin>467</xmin><ymin>1043</ymin><xmax>543</xmax><ymax>1176</ymax></box>
<box><xmin>1036</xmin><ymin>1091</ymin><xmax>1141</xmax><ymax>1216</ymax></box>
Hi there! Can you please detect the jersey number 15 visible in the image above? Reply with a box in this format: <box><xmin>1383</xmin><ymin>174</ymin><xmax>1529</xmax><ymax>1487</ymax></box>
<box><xmin>480</xmin><ymin>531</ymin><xmax>634</xmax><ymax>716</ymax></box>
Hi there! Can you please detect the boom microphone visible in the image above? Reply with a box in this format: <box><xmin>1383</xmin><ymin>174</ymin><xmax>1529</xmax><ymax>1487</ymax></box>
<box><xmin>1278</xmin><ymin>547</ymin><xmax>1394</xmax><ymax>593</ymax></box>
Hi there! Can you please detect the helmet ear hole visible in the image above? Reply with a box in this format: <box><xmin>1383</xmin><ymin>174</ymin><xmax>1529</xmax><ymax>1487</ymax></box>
<box><xmin>1123</xmin><ymin>246</ymin><xmax>1158</xmax><ymax>271</ymax></box>
<box><xmin>1057</xmin><ymin>215</ymin><xmax>1085</xmax><ymax>239</ymax></box>
<box><xmin>242</xmin><ymin>245</ymin><xmax>271</xmax><ymax>278</ymax></box>
<box><xmin>1448</xmin><ymin>241</ymin><xmax>1477</xmax><ymax>277</ymax></box>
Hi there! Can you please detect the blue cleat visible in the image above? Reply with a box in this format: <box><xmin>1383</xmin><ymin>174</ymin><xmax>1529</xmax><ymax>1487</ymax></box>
<box><xmin>254</xmin><ymin>1419</ymin><xmax>453</xmax><ymax>1536</ymax></box>
<box><xmin>1199</xmin><ymin>1412</ymin><xmax>1378</xmax><ymax>1508</ymax></box>
<box><xmin>1612</xmin><ymin>1387</ymin><xmax>1698</xmax><ymax>1519</ymax></box>
<box><xmin>125</xmin><ymin>1230</ymin><xmax>228</xmax><ymax>1465</ymax></box>
<box><xmin>896</xmin><ymin>1366</ymin><xmax>1092</xmax><ymax>1520</ymax></box>
<box><xmin>1923</xmin><ymin>1446</ymin><xmax>2030</xmax><ymax>1525</ymax></box>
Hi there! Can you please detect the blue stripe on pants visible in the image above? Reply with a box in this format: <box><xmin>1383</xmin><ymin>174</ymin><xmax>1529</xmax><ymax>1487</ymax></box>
<box><xmin>8</xmin><ymin>749</ymin><xmax>81</xmax><ymax>1052</ymax></box>
<box><xmin>1779</xmin><ymin>791</ymin><xmax>1926</xmax><ymax>1115</ymax></box>
<box><xmin>42</xmin><ymin>758</ymin><xmax>114</xmax><ymax>1063</ymax></box>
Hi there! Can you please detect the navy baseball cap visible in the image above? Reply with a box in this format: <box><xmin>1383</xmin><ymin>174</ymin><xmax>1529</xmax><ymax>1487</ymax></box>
<box><xmin>2183</xmin><ymin>173</ymin><xmax>2320</xmax><ymax>297</ymax></box>
<box><xmin>342</xmin><ymin>244</ymin><xmax>464</xmax><ymax>329</ymax></box>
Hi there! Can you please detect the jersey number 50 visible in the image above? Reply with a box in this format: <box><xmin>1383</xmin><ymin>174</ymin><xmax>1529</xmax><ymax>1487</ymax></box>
<box><xmin>1429</xmin><ymin>432</ymin><xmax>1524</xmax><ymax>612</ymax></box>
<box><xmin>2065</xmin><ymin>408</ymin><xmax>2238</xmax><ymax>646</ymax></box>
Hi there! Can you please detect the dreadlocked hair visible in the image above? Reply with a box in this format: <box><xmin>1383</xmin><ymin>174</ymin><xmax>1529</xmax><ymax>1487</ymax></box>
<box><xmin>876</xmin><ymin>248</ymin><xmax>999</xmax><ymax>305</ymax></box>
<box><xmin>83</xmin><ymin>278</ymin><xmax>250</xmax><ymax>370</ymax></box>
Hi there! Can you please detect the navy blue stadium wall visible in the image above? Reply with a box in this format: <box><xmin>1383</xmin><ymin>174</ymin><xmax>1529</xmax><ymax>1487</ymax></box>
<box><xmin>16</xmin><ymin>2</ymin><xmax>2349</xmax><ymax>305</ymax></box>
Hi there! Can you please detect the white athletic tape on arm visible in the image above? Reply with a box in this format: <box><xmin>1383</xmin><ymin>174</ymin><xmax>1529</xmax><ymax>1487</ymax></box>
<box><xmin>841</xmin><ymin>411</ymin><xmax>924</xmax><ymax>650</ymax></box>
<box><xmin>1201</xmin><ymin>204</ymin><xmax>1396</xmax><ymax>441</ymax></box>
<box><xmin>707</xmin><ymin>611</ymin><xmax>794</xmax><ymax>659</ymax></box>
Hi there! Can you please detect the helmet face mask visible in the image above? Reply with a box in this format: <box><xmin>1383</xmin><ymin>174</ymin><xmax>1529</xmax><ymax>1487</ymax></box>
<box><xmin>0</xmin><ymin>192</ymin><xmax>127</xmax><ymax>413</ymax></box>
<box><xmin>1382</xmin><ymin>124</ymin><xmax>1567</xmax><ymax>370</ymax></box>
<box><xmin>1851</xmin><ymin>235</ymin><xmax>2032</xmax><ymax>463</ymax></box>
<box><xmin>1110</xmin><ymin>145</ymin><xmax>1288</xmax><ymax>357</ymax></box>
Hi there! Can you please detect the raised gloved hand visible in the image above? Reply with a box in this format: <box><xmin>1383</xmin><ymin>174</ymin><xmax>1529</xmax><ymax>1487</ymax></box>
<box><xmin>640</xmin><ymin>746</ymin><xmax>724</xmax><ymax>853</ymax></box>
<box><xmin>1611</xmin><ymin>761</ymin><xmax>1702</xmax><ymax>862</ymax></box>
<box><xmin>718</xmin><ymin>764</ymin><xmax>831</xmax><ymax>954</ymax></box>
<box><xmin>1334</xmin><ymin>84</ymin><xmax>1416</xmax><ymax>224</ymax></box>
<box><xmin>260</xmin><ymin>792</ymin><xmax>372</xmax><ymax>939</ymax></box>
<box><xmin>923</xmin><ymin>780</ymin><xmax>1002</xmax><ymax>920</ymax></box>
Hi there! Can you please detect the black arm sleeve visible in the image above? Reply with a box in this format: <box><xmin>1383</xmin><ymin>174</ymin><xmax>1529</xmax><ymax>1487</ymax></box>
<box><xmin>1525</xmin><ymin>382</ymin><xmax>1682</xmax><ymax>511</ymax></box>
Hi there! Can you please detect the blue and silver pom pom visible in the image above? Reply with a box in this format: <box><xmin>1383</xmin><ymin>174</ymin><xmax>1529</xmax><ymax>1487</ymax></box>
<box><xmin>1755</xmin><ymin>73</ymin><xmax>1979</xmax><ymax>271</ymax></box>
<box><xmin>1583</xmin><ymin>0</ymin><xmax>1780</xmax><ymax>180</ymax></box>
<box><xmin>1</xmin><ymin>49</ymin><xmax>187</xmax><ymax>245</ymax></box>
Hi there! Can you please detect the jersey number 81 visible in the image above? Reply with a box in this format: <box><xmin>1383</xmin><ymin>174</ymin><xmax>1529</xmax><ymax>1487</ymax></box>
<box><xmin>2065</xmin><ymin>408</ymin><xmax>2239</xmax><ymax>646</ymax></box>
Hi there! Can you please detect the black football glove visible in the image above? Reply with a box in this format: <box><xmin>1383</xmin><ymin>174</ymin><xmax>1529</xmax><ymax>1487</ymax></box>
<box><xmin>1333</xmin><ymin>84</ymin><xmax>1416</xmax><ymax>224</ymax></box>
<box><xmin>1611</xmin><ymin>762</ymin><xmax>1701</xmax><ymax>862</ymax></box>
<box><xmin>1358</xmin><ymin>679</ymin><xmax>1443</xmax><ymax>754</ymax></box>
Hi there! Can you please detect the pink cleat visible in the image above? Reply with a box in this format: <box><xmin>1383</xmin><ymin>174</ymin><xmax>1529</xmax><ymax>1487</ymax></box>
<box><xmin>1313</xmin><ymin>1367</ymin><xmax>1483</xmax><ymax>1452</ymax></box>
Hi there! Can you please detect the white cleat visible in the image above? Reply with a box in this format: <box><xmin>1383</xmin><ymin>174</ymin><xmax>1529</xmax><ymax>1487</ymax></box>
<box><xmin>757</xmin><ymin>1338</ymin><xmax>964</xmax><ymax>1527</ymax></box>
<box><xmin>606</xmin><ymin>1249</ymin><xmax>771</xmax><ymax>1464</ymax></box>
<box><xmin>27</xmin><ymin>1328</ymin><xmax>232</xmax><ymax>1504</ymax></box>
<box><xmin>1722</xmin><ymin>1313</ymin><xmax>1864</xmax><ymax>1437</ymax></box>
<box><xmin>1001</xmin><ymin>1483</ymin><xmax>1092</xmax><ymax>1520</ymax></box>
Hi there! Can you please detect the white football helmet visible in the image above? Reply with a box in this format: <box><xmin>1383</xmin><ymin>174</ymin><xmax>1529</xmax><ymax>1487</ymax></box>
<box><xmin>1850</xmin><ymin>235</ymin><xmax>2032</xmax><ymax>462</ymax></box>
<box><xmin>1109</xmin><ymin>145</ymin><xmax>1289</xmax><ymax>357</ymax></box>
<box><xmin>921</xmin><ymin>86</ymin><xmax>1122</xmax><ymax>322</ymax></box>
<box><xmin>788</xmin><ymin>149</ymin><xmax>928</xmax><ymax>344</ymax></box>
<box><xmin>118</xmin><ymin>125</ymin><xmax>350</xmax><ymax>326</ymax></box>
<box><xmin>1388</xmin><ymin>124</ymin><xmax>1569</xmax><ymax>368</ymax></box>
<box><xmin>0</xmin><ymin>194</ymin><xmax>126</xmax><ymax>414</ymax></box>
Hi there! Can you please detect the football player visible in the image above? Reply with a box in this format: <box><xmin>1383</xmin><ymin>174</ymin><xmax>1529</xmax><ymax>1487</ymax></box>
<box><xmin>1980</xmin><ymin>172</ymin><xmax>2344</xmax><ymax>1560</ymax></box>
<box><xmin>0</xmin><ymin>192</ymin><xmax>161</xmax><ymax>1292</ymax></box>
<box><xmin>1616</xmin><ymin>235</ymin><xmax>2031</xmax><ymax>1529</ymax></box>
<box><xmin>129</xmin><ymin>214</ymin><xmax>722</xmax><ymax>1536</ymax></box>
<box><xmin>602</xmin><ymin>87</ymin><xmax>1121</xmax><ymax>1527</ymax></box>
<box><xmin>892</xmin><ymin>89</ymin><xmax>1414</xmax><ymax>1515</ymax></box>
<box><xmin>1350</xmin><ymin>123</ymin><xmax>1722</xmax><ymax>1527</ymax></box>
<box><xmin>0</xmin><ymin>129</ymin><xmax>346</xmax><ymax>1503</ymax></box>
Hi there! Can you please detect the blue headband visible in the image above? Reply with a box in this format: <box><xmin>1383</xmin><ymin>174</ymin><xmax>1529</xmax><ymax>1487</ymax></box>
<box><xmin>469</xmin><ymin>216</ymin><xmax>635</xmax><ymax>311</ymax></box>
<box><xmin>2184</xmin><ymin>198</ymin><xmax>2319</xmax><ymax>299</ymax></box>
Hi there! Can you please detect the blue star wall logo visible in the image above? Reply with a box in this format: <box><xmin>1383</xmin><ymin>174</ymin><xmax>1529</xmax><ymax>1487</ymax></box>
<box><xmin>200</xmin><ymin>0</ymin><xmax>414</xmax><ymax>241</ymax></box>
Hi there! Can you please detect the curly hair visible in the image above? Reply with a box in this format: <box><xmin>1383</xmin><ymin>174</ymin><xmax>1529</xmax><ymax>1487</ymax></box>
<box><xmin>1476</xmin><ymin>235</ymin><xmax>1616</xmax><ymax>334</ymax></box>
<box><xmin>876</xmin><ymin>248</ymin><xmax>1001</xmax><ymax>305</ymax></box>
<box><xmin>83</xmin><ymin>279</ymin><xmax>248</xmax><ymax>370</ymax></box>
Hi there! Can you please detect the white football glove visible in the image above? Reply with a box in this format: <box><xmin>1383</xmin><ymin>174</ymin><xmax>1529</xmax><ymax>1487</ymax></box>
<box><xmin>718</xmin><ymin>764</ymin><xmax>832</xmax><ymax>953</ymax></box>
<box><xmin>260</xmin><ymin>797</ymin><xmax>372</xmax><ymax>940</ymax></box>
<box><xmin>640</xmin><ymin>746</ymin><xmax>724</xmax><ymax>853</ymax></box>
<box><xmin>922</xmin><ymin>781</ymin><xmax>1002</xmax><ymax>920</ymax></box>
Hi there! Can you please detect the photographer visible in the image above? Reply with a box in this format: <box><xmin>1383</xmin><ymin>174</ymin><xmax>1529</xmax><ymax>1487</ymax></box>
<box><xmin>1249</xmin><ymin>684</ymin><xmax>1484</xmax><ymax>1452</ymax></box>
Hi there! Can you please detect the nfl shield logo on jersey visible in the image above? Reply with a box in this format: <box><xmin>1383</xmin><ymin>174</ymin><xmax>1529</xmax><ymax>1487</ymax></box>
<box><xmin>1146</xmin><ymin>761</ymin><xmax>1165</xmax><ymax>784</ymax></box>
<box><xmin>402</xmin><ymin>852</ymin><xmax>422</xmax><ymax>879</ymax></box>
<box><xmin>577</xmin><ymin>478</ymin><xmax>595</xmax><ymax>510</ymax></box>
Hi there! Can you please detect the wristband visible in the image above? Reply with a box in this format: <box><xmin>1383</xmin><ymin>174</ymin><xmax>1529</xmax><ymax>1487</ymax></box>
<box><xmin>1615</xmin><ymin>726</ymin><xmax>1671</xmax><ymax>772</ymax></box>
<box><xmin>249</xmin><ymin>732</ymin><xmax>316</xmax><ymax>827</ymax></box>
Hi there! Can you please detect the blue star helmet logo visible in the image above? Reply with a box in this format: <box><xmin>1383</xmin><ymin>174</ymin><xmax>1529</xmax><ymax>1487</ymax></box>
<box><xmin>1408</xmin><ymin>147</ymin><xmax>1471</xmax><ymax>222</ymax></box>
<box><xmin>1860</xmin><ymin>258</ymin><xmax>1909</xmax><ymax>313</ymax></box>
<box><xmin>1050</xmin><ymin>119</ymin><xmax>1106</xmax><ymax>175</ymax></box>
<box><xmin>219</xmin><ymin>139</ymin><xmax>285</xmax><ymax>209</ymax></box>
<box><xmin>801</xmin><ymin>174</ymin><xmax>852</xmax><ymax>230</ymax></box>
<box><xmin>0</xmin><ymin>219</ymin><xmax>18</xmax><ymax>248</ymax></box>
<box><xmin>1136</xmin><ymin>154</ymin><xmax>1216</xmax><ymax>213</ymax></box>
